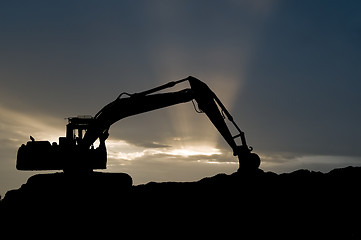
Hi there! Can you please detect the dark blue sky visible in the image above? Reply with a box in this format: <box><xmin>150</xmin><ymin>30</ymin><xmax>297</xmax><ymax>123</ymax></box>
<box><xmin>1</xmin><ymin>0</ymin><xmax>361</xmax><ymax>195</ymax></box>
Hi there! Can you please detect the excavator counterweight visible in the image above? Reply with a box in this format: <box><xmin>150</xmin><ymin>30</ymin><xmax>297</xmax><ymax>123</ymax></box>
<box><xmin>17</xmin><ymin>116</ymin><xmax>107</xmax><ymax>171</ymax></box>
<box><xmin>16</xmin><ymin>76</ymin><xmax>260</xmax><ymax>173</ymax></box>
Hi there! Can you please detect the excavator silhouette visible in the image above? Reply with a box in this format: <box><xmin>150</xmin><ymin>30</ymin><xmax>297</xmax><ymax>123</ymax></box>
<box><xmin>17</xmin><ymin>76</ymin><xmax>260</xmax><ymax>173</ymax></box>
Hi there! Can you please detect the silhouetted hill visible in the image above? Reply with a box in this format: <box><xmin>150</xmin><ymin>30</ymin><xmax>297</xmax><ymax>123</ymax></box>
<box><xmin>1</xmin><ymin>167</ymin><xmax>361</xmax><ymax>238</ymax></box>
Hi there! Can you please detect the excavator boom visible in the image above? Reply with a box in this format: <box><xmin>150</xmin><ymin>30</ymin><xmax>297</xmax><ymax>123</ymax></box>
<box><xmin>17</xmin><ymin>76</ymin><xmax>260</xmax><ymax>172</ymax></box>
<box><xmin>81</xmin><ymin>88</ymin><xmax>193</xmax><ymax>149</ymax></box>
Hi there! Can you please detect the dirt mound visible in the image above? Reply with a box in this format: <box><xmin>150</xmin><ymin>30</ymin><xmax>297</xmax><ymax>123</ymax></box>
<box><xmin>1</xmin><ymin>167</ymin><xmax>360</xmax><ymax>238</ymax></box>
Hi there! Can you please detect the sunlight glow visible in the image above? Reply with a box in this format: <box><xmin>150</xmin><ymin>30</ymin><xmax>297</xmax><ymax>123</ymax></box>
<box><xmin>159</xmin><ymin>75</ymin><xmax>242</xmax><ymax>160</ymax></box>
<box><xmin>0</xmin><ymin>104</ymin><xmax>65</xmax><ymax>147</ymax></box>
<box><xmin>167</xmin><ymin>146</ymin><xmax>221</xmax><ymax>157</ymax></box>
<box><xmin>106</xmin><ymin>138</ymin><xmax>222</xmax><ymax>162</ymax></box>
<box><xmin>196</xmin><ymin>160</ymin><xmax>237</xmax><ymax>164</ymax></box>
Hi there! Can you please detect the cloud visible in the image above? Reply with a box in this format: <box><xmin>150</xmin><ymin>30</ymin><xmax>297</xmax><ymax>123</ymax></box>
<box><xmin>259</xmin><ymin>151</ymin><xmax>302</xmax><ymax>164</ymax></box>
<box><xmin>103</xmin><ymin>134</ymin><xmax>242</xmax><ymax>185</ymax></box>
<box><xmin>134</xmin><ymin>142</ymin><xmax>171</xmax><ymax>149</ymax></box>
<box><xmin>105</xmin><ymin>146</ymin><xmax>238</xmax><ymax>185</ymax></box>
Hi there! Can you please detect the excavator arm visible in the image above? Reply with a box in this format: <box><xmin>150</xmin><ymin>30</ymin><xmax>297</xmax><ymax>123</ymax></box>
<box><xmin>82</xmin><ymin>76</ymin><xmax>260</xmax><ymax>170</ymax></box>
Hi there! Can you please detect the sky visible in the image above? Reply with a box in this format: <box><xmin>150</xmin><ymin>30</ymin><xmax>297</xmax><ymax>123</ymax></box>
<box><xmin>1</xmin><ymin>0</ymin><xmax>361</xmax><ymax>197</ymax></box>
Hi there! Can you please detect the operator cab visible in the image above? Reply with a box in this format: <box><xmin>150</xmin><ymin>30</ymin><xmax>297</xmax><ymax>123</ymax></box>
<box><xmin>64</xmin><ymin>116</ymin><xmax>96</xmax><ymax>147</ymax></box>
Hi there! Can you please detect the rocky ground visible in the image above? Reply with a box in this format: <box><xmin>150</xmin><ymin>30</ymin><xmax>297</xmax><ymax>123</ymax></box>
<box><xmin>1</xmin><ymin>166</ymin><xmax>360</xmax><ymax>238</ymax></box>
